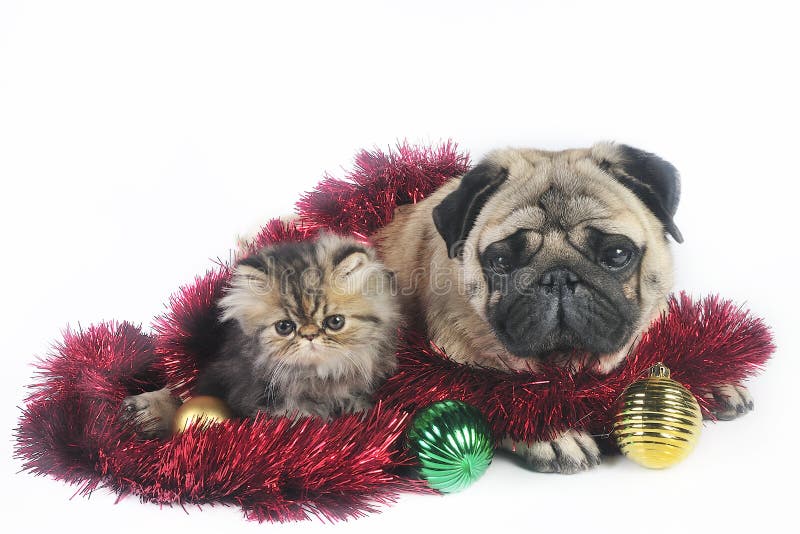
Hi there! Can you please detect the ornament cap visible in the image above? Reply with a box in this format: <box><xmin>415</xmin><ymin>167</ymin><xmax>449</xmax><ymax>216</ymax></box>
<box><xmin>649</xmin><ymin>362</ymin><xmax>671</xmax><ymax>378</ymax></box>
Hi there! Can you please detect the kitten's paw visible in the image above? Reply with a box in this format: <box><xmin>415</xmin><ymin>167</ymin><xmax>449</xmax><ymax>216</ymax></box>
<box><xmin>347</xmin><ymin>397</ymin><xmax>374</xmax><ymax>415</ymax></box>
<box><xmin>703</xmin><ymin>384</ymin><xmax>754</xmax><ymax>421</ymax></box>
<box><xmin>121</xmin><ymin>388</ymin><xmax>182</xmax><ymax>439</ymax></box>
<box><xmin>501</xmin><ymin>429</ymin><xmax>602</xmax><ymax>474</ymax></box>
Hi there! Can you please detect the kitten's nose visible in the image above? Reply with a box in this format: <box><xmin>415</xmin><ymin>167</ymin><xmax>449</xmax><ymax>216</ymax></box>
<box><xmin>298</xmin><ymin>324</ymin><xmax>320</xmax><ymax>340</ymax></box>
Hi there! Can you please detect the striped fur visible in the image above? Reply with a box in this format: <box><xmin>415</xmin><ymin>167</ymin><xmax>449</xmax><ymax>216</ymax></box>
<box><xmin>200</xmin><ymin>233</ymin><xmax>400</xmax><ymax>419</ymax></box>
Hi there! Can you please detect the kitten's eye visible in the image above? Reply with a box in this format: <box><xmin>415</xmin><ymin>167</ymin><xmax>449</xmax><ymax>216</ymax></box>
<box><xmin>323</xmin><ymin>315</ymin><xmax>345</xmax><ymax>331</ymax></box>
<box><xmin>600</xmin><ymin>246</ymin><xmax>633</xmax><ymax>270</ymax></box>
<box><xmin>274</xmin><ymin>320</ymin><xmax>296</xmax><ymax>336</ymax></box>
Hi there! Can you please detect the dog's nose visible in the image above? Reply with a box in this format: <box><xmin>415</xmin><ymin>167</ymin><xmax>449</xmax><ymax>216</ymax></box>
<box><xmin>538</xmin><ymin>268</ymin><xmax>580</xmax><ymax>290</ymax></box>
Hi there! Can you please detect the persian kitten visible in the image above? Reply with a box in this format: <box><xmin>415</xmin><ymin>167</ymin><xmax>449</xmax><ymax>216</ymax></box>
<box><xmin>122</xmin><ymin>233</ymin><xmax>400</xmax><ymax>437</ymax></box>
<box><xmin>201</xmin><ymin>232</ymin><xmax>400</xmax><ymax>418</ymax></box>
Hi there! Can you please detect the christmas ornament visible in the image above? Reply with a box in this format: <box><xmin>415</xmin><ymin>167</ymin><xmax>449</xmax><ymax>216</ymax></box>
<box><xmin>172</xmin><ymin>395</ymin><xmax>233</xmax><ymax>434</ymax></box>
<box><xmin>405</xmin><ymin>400</ymin><xmax>494</xmax><ymax>493</ymax></box>
<box><xmin>613</xmin><ymin>363</ymin><xmax>702</xmax><ymax>469</ymax></box>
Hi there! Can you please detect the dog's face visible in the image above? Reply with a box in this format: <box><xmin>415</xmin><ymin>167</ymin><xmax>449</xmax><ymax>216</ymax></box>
<box><xmin>432</xmin><ymin>143</ymin><xmax>682</xmax><ymax>365</ymax></box>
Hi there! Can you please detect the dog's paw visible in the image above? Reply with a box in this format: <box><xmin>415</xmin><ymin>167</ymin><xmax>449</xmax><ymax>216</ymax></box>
<box><xmin>703</xmin><ymin>384</ymin><xmax>754</xmax><ymax>421</ymax></box>
<box><xmin>501</xmin><ymin>429</ymin><xmax>602</xmax><ymax>474</ymax></box>
<box><xmin>120</xmin><ymin>388</ymin><xmax>182</xmax><ymax>439</ymax></box>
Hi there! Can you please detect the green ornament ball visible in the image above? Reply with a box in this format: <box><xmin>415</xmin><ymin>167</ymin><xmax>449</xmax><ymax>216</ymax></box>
<box><xmin>405</xmin><ymin>400</ymin><xmax>494</xmax><ymax>493</ymax></box>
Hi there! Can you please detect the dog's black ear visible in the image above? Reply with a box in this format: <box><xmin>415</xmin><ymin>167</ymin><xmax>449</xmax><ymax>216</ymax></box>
<box><xmin>432</xmin><ymin>162</ymin><xmax>509</xmax><ymax>258</ymax></box>
<box><xmin>608</xmin><ymin>145</ymin><xmax>683</xmax><ymax>243</ymax></box>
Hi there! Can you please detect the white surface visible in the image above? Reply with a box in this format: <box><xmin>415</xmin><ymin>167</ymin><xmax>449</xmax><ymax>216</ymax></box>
<box><xmin>1</xmin><ymin>2</ymin><xmax>798</xmax><ymax>533</ymax></box>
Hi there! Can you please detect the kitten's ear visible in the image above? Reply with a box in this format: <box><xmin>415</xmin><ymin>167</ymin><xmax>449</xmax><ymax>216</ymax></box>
<box><xmin>219</xmin><ymin>256</ymin><xmax>273</xmax><ymax>333</ymax></box>
<box><xmin>333</xmin><ymin>244</ymin><xmax>372</xmax><ymax>277</ymax></box>
<box><xmin>238</xmin><ymin>254</ymin><xmax>269</xmax><ymax>273</ymax></box>
<box><xmin>233</xmin><ymin>265</ymin><xmax>269</xmax><ymax>288</ymax></box>
<box><xmin>234</xmin><ymin>256</ymin><xmax>272</xmax><ymax>287</ymax></box>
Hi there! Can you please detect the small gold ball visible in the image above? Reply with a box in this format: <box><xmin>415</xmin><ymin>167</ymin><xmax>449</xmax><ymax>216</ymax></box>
<box><xmin>613</xmin><ymin>364</ymin><xmax>702</xmax><ymax>469</ymax></box>
<box><xmin>172</xmin><ymin>396</ymin><xmax>233</xmax><ymax>434</ymax></box>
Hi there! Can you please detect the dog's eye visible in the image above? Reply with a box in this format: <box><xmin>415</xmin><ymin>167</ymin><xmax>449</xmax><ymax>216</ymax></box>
<box><xmin>489</xmin><ymin>255</ymin><xmax>512</xmax><ymax>274</ymax></box>
<box><xmin>323</xmin><ymin>314</ymin><xmax>345</xmax><ymax>331</ymax></box>
<box><xmin>275</xmin><ymin>320</ymin><xmax>296</xmax><ymax>336</ymax></box>
<box><xmin>600</xmin><ymin>247</ymin><xmax>633</xmax><ymax>270</ymax></box>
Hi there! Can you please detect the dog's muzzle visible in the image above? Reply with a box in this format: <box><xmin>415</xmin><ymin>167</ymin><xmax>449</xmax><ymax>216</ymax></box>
<box><xmin>489</xmin><ymin>266</ymin><xmax>634</xmax><ymax>359</ymax></box>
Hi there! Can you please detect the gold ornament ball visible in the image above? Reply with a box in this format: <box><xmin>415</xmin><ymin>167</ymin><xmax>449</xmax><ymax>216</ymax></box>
<box><xmin>613</xmin><ymin>363</ymin><xmax>702</xmax><ymax>469</ymax></box>
<box><xmin>172</xmin><ymin>395</ymin><xmax>233</xmax><ymax>434</ymax></box>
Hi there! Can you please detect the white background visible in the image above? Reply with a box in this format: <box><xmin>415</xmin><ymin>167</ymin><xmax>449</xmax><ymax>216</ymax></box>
<box><xmin>2</xmin><ymin>2</ymin><xmax>798</xmax><ymax>533</ymax></box>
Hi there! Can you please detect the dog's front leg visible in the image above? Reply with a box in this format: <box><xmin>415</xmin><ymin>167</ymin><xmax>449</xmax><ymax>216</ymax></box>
<box><xmin>500</xmin><ymin>429</ymin><xmax>602</xmax><ymax>474</ymax></box>
<box><xmin>701</xmin><ymin>383</ymin><xmax>754</xmax><ymax>420</ymax></box>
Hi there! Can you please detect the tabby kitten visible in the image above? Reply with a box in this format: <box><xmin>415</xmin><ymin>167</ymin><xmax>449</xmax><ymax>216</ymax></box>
<box><xmin>195</xmin><ymin>232</ymin><xmax>400</xmax><ymax>419</ymax></box>
<box><xmin>122</xmin><ymin>233</ymin><xmax>400</xmax><ymax>437</ymax></box>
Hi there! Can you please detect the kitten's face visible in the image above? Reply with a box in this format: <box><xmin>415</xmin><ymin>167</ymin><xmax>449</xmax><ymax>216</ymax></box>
<box><xmin>219</xmin><ymin>234</ymin><xmax>398</xmax><ymax>380</ymax></box>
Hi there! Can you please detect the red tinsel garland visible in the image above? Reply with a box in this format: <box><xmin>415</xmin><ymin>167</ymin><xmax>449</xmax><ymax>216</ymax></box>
<box><xmin>381</xmin><ymin>294</ymin><xmax>773</xmax><ymax>443</ymax></box>
<box><xmin>15</xmin><ymin>141</ymin><xmax>774</xmax><ymax>522</ymax></box>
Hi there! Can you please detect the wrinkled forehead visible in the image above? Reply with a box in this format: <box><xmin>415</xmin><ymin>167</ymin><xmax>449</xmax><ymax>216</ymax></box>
<box><xmin>473</xmin><ymin>154</ymin><xmax>648</xmax><ymax>252</ymax></box>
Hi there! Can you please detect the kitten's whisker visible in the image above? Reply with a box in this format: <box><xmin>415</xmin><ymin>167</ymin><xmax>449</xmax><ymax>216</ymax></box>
<box><xmin>339</xmin><ymin>351</ymin><xmax>361</xmax><ymax>379</ymax></box>
<box><xmin>266</xmin><ymin>359</ymin><xmax>291</xmax><ymax>403</ymax></box>
<box><xmin>342</xmin><ymin>350</ymin><xmax>371</xmax><ymax>385</ymax></box>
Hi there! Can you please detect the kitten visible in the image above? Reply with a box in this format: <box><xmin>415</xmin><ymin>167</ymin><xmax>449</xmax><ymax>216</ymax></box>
<box><xmin>122</xmin><ymin>233</ymin><xmax>400</xmax><ymax>437</ymax></box>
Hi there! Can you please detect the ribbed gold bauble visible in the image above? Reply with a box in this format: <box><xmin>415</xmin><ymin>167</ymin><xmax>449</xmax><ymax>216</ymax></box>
<box><xmin>613</xmin><ymin>363</ymin><xmax>702</xmax><ymax>469</ymax></box>
<box><xmin>172</xmin><ymin>396</ymin><xmax>233</xmax><ymax>434</ymax></box>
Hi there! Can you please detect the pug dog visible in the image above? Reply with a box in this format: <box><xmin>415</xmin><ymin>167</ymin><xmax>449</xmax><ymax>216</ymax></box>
<box><xmin>374</xmin><ymin>142</ymin><xmax>753</xmax><ymax>473</ymax></box>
